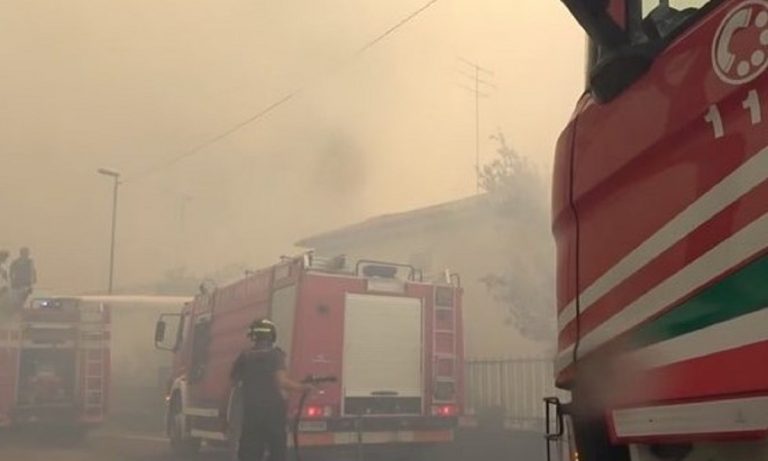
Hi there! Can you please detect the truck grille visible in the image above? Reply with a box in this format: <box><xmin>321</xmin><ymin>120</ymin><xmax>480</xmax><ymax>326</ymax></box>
<box><xmin>344</xmin><ymin>397</ymin><xmax>421</xmax><ymax>416</ymax></box>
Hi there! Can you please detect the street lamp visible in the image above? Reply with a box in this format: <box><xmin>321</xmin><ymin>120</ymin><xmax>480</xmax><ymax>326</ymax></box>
<box><xmin>97</xmin><ymin>168</ymin><xmax>120</xmax><ymax>294</ymax></box>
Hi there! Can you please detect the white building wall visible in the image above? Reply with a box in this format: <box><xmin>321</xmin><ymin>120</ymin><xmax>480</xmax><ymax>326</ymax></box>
<box><xmin>301</xmin><ymin>209</ymin><xmax>551</xmax><ymax>359</ymax></box>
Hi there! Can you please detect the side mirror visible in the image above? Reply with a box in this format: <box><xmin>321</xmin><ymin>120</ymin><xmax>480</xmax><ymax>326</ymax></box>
<box><xmin>561</xmin><ymin>0</ymin><xmax>628</xmax><ymax>49</ymax></box>
<box><xmin>155</xmin><ymin>313</ymin><xmax>183</xmax><ymax>351</ymax></box>
<box><xmin>589</xmin><ymin>43</ymin><xmax>656</xmax><ymax>102</ymax></box>
<box><xmin>155</xmin><ymin>320</ymin><xmax>167</xmax><ymax>344</ymax></box>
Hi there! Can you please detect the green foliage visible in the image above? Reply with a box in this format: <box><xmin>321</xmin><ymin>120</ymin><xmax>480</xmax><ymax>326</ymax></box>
<box><xmin>478</xmin><ymin>131</ymin><xmax>555</xmax><ymax>343</ymax></box>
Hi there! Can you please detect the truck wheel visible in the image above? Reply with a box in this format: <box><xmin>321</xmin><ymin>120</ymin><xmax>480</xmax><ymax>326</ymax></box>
<box><xmin>169</xmin><ymin>396</ymin><xmax>201</xmax><ymax>457</ymax></box>
<box><xmin>571</xmin><ymin>385</ymin><xmax>630</xmax><ymax>461</ymax></box>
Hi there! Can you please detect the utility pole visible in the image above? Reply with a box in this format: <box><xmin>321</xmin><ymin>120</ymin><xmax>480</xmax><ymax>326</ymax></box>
<box><xmin>177</xmin><ymin>193</ymin><xmax>193</xmax><ymax>269</ymax></box>
<box><xmin>97</xmin><ymin>168</ymin><xmax>120</xmax><ymax>294</ymax></box>
<box><xmin>179</xmin><ymin>193</ymin><xmax>192</xmax><ymax>237</ymax></box>
<box><xmin>457</xmin><ymin>57</ymin><xmax>496</xmax><ymax>193</ymax></box>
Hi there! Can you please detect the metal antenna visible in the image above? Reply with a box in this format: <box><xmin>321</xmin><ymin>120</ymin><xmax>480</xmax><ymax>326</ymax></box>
<box><xmin>457</xmin><ymin>57</ymin><xmax>496</xmax><ymax>193</ymax></box>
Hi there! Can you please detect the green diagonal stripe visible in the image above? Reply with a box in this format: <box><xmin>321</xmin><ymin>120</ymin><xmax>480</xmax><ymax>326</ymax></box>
<box><xmin>630</xmin><ymin>254</ymin><xmax>768</xmax><ymax>348</ymax></box>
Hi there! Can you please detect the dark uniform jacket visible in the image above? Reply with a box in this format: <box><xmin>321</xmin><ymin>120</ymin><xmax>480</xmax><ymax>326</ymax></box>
<box><xmin>230</xmin><ymin>346</ymin><xmax>287</xmax><ymax>410</ymax></box>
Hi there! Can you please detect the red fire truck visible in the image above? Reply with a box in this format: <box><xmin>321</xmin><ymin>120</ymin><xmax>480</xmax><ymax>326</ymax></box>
<box><xmin>155</xmin><ymin>254</ymin><xmax>463</xmax><ymax>457</ymax></box>
<box><xmin>547</xmin><ymin>1</ymin><xmax>768</xmax><ymax>460</ymax></box>
<box><xmin>0</xmin><ymin>297</ymin><xmax>110</xmax><ymax>435</ymax></box>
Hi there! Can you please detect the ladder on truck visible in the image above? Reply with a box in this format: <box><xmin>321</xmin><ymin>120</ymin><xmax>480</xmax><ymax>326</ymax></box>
<box><xmin>432</xmin><ymin>284</ymin><xmax>459</xmax><ymax>407</ymax></box>
<box><xmin>80</xmin><ymin>312</ymin><xmax>107</xmax><ymax>421</ymax></box>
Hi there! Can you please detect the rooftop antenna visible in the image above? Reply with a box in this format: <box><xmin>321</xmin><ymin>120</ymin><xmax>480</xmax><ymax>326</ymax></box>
<box><xmin>457</xmin><ymin>57</ymin><xmax>496</xmax><ymax>193</ymax></box>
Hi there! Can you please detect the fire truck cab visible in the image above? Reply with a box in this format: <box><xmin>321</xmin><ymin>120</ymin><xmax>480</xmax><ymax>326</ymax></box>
<box><xmin>549</xmin><ymin>0</ymin><xmax>768</xmax><ymax>460</ymax></box>
<box><xmin>155</xmin><ymin>254</ymin><xmax>464</xmax><ymax>457</ymax></box>
<box><xmin>0</xmin><ymin>297</ymin><xmax>110</xmax><ymax>433</ymax></box>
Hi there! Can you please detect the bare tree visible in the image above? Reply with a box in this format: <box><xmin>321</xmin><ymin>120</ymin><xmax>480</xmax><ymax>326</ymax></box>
<box><xmin>479</xmin><ymin>131</ymin><xmax>555</xmax><ymax>343</ymax></box>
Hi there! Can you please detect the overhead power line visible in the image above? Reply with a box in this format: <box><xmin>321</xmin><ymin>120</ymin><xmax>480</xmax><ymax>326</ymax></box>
<box><xmin>456</xmin><ymin>57</ymin><xmax>496</xmax><ymax>193</ymax></box>
<box><xmin>354</xmin><ymin>0</ymin><xmax>440</xmax><ymax>56</ymax></box>
<box><xmin>130</xmin><ymin>0</ymin><xmax>442</xmax><ymax>181</ymax></box>
<box><xmin>131</xmin><ymin>93</ymin><xmax>298</xmax><ymax>180</ymax></box>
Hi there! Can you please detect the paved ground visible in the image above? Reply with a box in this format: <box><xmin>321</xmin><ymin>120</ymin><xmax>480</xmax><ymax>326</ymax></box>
<box><xmin>0</xmin><ymin>427</ymin><xmax>543</xmax><ymax>461</ymax></box>
<box><xmin>0</xmin><ymin>430</ymin><xmax>420</xmax><ymax>461</ymax></box>
<box><xmin>0</xmin><ymin>430</ymin><xmax>200</xmax><ymax>461</ymax></box>
<box><xmin>0</xmin><ymin>431</ymin><xmax>438</xmax><ymax>461</ymax></box>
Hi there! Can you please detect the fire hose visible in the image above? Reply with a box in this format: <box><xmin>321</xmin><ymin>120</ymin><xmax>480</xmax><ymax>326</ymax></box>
<box><xmin>293</xmin><ymin>375</ymin><xmax>337</xmax><ymax>461</ymax></box>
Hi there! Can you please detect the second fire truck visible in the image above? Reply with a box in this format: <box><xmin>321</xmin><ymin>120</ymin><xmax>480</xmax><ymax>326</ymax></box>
<box><xmin>0</xmin><ymin>297</ymin><xmax>110</xmax><ymax>435</ymax></box>
<box><xmin>155</xmin><ymin>254</ymin><xmax>464</xmax><ymax>457</ymax></box>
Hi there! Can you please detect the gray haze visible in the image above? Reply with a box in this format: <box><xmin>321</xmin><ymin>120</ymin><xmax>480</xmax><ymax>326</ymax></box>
<box><xmin>0</xmin><ymin>0</ymin><xmax>584</xmax><ymax>293</ymax></box>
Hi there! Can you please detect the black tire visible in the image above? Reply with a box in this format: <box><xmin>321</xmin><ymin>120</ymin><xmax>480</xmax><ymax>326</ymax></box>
<box><xmin>169</xmin><ymin>395</ymin><xmax>201</xmax><ymax>457</ymax></box>
<box><xmin>570</xmin><ymin>385</ymin><xmax>630</xmax><ymax>461</ymax></box>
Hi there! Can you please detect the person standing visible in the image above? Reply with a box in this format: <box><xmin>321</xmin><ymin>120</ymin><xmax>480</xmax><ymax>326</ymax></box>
<box><xmin>10</xmin><ymin>247</ymin><xmax>36</xmax><ymax>307</ymax></box>
<box><xmin>0</xmin><ymin>250</ymin><xmax>9</xmax><ymax>292</ymax></box>
<box><xmin>230</xmin><ymin>318</ymin><xmax>312</xmax><ymax>461</ymax></box>
<box><xmin>0</xmin><ymin>250</ymin><xmax>10</xmax><ymax>315</ymax></box>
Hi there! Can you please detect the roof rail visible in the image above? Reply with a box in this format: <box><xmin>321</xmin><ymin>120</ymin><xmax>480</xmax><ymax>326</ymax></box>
<box><xmin>304</xmin><ymin>253</ymin><xmax>351</xmax><ymax>273</ymax></box>
<box><xmin>355</xmin><ymin>259</ymin><xmax>420</xmax><ymax>282</ymax></box>
<box><xmin>420</xmin><ymin>269</ymin><xmax>461</xmax><ymax>287</ymax></box>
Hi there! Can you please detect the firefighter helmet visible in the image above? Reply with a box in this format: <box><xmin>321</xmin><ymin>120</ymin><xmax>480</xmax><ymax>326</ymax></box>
<box><xmin>248</xmin><ymin>318</ymin><xmax>277</xmax><ymax>344</ymax></box>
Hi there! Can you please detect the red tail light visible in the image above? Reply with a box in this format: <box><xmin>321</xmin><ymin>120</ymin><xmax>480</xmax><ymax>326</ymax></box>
<box><xmin>432</xmin><ymin>404</ymin><xmax>457</xmax><ymax>417</ymax></box>
<box><xmin>303</xmin><ymin>405</ymin><xmax>333</xmax><ymax>418</ymax></box>
<box><xmin>305</xmin><ymin>405</ymin><xmax>322</xmax><ymax>418</ymax></box>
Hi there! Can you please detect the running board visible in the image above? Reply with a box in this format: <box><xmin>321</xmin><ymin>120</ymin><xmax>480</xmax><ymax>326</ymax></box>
<box><xmin>611</xmin><ymin>395</ymin><xmax>768</xmax><ymax>442</ymax></box>
<box><xmin>294</xmin><ymin>429</ymin><xmax>453</xmax><ymax>446</ymax></box>
<box><xmin>188</xmin><ymin>428</ymin><xmax>453</xmax><ymax>445</ymax></box>
<box><xmin>184</xmin><ymin>407</ymin><xmax>220</xmax><ymax>418</ymax></box>
<box><xmin>190</xmin><ymin>429</ymin><xmax>227</xmax><ymax>441</ymax></box>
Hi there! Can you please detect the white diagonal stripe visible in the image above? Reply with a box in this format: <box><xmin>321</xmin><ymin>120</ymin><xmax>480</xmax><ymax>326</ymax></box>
<box><xmin>557</xmin><ymin>209</ymin><xmax>768</xmax><ymax>372</ymax></box>
<box><xmin>626</xmin><ymin>307</ymin><xmax>768</xmax><ymax>370</ymax></box>
<box><xmin>558</xmin><ymin>146</ymin><xmax>768</xmax><ymax>333</ymax></box>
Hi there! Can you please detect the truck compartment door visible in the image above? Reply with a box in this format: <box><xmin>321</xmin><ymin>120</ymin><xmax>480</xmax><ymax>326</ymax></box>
<box><xmin>342</xmin><ymin>294</ymin><xmax>423</xmax><ymax>416</ymax></box>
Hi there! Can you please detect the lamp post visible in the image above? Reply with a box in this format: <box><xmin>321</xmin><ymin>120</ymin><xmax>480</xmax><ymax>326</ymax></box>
<box><xmin>97</xmin><ymin>168</ymin><xmax>120</xmax><ymax>294</ymax></box>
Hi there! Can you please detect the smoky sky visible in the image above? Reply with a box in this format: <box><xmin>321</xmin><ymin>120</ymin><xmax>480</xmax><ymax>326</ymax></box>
<box><xmin>0</xmin><ymin>0</ymin><xmax>584</xmax><ymax>293</ymax></box>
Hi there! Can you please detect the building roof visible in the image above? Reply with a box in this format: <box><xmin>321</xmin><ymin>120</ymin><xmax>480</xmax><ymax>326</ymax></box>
<box><xmin>296</xmin><ymin>194</ymin><xmax>494</xmax><ymax>248</ymax></box>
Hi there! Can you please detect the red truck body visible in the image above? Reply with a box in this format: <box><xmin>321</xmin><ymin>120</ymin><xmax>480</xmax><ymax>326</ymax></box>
<box><xmin>0</xmin><ymin>297</ymin><xmax>110</xmax><ymax>430</ymax></box>
<box><xmin>548</xmin><ymin>1</ymin><xmax>768</xmax><ymax>460</ymax></box>
<box><xmin>159</xmin><ymin>255</ymin><xmax>463</xmax><ymax>455</ymax></box>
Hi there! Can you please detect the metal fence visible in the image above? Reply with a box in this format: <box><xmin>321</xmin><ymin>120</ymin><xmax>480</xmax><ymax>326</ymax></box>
<box><xmin>464</xmin><ymin>358</ymin><xmax>569</xmax><ymax>430</ymax></box>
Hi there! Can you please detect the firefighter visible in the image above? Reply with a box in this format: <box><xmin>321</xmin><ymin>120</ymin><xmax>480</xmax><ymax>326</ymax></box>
<box><xmin>10</xmin><ymin>247</ymin><xmax>36</xmax><ymax>308</ymax></box>
<box><xmin>0</xmin><ymin>250</ymin><xmax>10</xmax><ymax>317</ymax></box>
<box><xmin>230</xmin><ymin>318</ymin><xmax>313</xmax><ymax>461</ymax></box>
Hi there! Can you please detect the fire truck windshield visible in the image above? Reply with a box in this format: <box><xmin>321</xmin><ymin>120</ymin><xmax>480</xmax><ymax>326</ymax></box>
<box><xmin>638</xmin><ymin>0</ymin><xmax>717</xmax><ymax>39</ymax></box>
<box><xmin>575</xmin><ymin>0</ymin><xmax>719</xmax><ymax>98</ymax></box>
<box><xmin>584</xmin><ymin>0</ymin><xmax>718</xmax><ymax>56</ymax></box>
